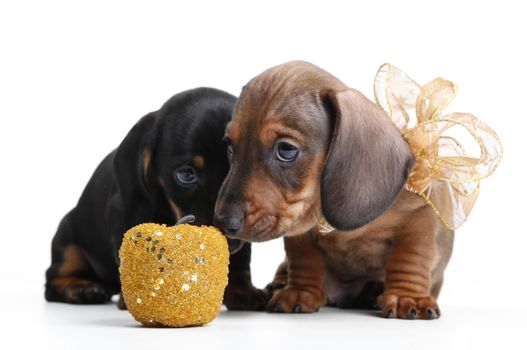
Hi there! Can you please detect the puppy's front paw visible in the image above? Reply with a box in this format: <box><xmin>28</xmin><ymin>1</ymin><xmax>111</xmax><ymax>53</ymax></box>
<box><xmin>224</xmin><ymin>285</ymin><xmax>270</xmax><ymax>311</ymax></box>
<box><xmin>378</xmin><ymin>291</ymin><xmax>441</xmax><ymax>320</ymax></box>
<box><xmin>267</xmin><ymin>285</ymin><xmax>326</xmax><ymax>313</ymax></box>
<box><xmin>46</xmin><ymin>278</ymin><xmax>110</xmax><ymax>304</ymax></box>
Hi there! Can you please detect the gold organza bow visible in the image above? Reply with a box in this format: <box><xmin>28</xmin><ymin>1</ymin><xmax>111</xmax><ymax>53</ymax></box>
<box><xmin>373</xmin><ymin>64</ymin><xmax>503</xmax><ymax>230</ymax></box>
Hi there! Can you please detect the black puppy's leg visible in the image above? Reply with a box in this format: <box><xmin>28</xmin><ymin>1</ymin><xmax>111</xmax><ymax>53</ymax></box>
<box><xmin>116</xmin><ymin>293</ymin><xmax>127</xmax><ymax>310</ymax></box>
<box><xmin>45</xmin><ymin>211</ymin><xmax>111</xmax><ymax>304</ymax></box>
<box><xmin>335</xmin><ymin>280</ymin><xmax>384</xmax><ymax>310</ymax></box>
<box><xmin>223</xmin><ymin>243</ymin><xmax>269</xmax><ymax>311</ymax></box>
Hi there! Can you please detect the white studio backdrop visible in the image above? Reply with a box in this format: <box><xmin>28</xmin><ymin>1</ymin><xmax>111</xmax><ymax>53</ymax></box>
<box><xmin>0</xmin><ymin>0</ymin><xmax>525</xmax><ymax>333</ymax></box>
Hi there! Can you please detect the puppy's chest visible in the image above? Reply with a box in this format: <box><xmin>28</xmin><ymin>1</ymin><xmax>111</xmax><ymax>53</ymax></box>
<box><xmin>317</xmin><ymin>228</ymin><xmax>394</xmax><ymax>279</ymax></box>
<box><xmin>317</xmin><ymin>191</ymin><xmax>424</xmax><ymax>279</ymax></box>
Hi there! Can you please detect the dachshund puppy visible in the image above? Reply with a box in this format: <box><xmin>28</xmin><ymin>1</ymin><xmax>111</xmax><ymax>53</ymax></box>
<box><xmin>46</xmin><ymin>88</ymin><xmax>268</xmax><ymax>311</ymax></box>
<box><xmin>214</xmin><ymin>62</ymin><xmax>454</xmax><ymax>319</ymax></box>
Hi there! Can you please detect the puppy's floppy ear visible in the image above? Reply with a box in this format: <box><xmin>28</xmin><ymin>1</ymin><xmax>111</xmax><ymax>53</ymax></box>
<box><xmin>114</xmin><ymin>112</ymin><xmax>157</xmax><ymax>204</ymax></box>
<box><xmin>320</xmin><ymin>89</ymin><xmax>414</xmax><ymax>231</ymax></box>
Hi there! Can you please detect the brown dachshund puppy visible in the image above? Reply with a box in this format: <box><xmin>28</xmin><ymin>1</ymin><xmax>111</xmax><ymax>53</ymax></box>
<box><xmin>214</xmin><ymin>61</ymin><xmax>454</xmax><ymax>319</ymax></box>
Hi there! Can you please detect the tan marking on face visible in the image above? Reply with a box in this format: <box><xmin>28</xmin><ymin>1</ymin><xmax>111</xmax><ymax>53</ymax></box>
<box><xmin>158</xmin><ymin>177</ymin><xmax>184</xmax><ymax>220</ymax></box>
<box><xmin>168</xmin><ymin>199</ymin><xmax>184</xmax><ymax>219</ymax></box>
<box><xmin>259</xmin><ymin>116</ymin><xmax>303</xmax><ymax>147</ymax></box>
<box><xmin>192</xmin><ymin>155</ymin><xmax>205</xmax><ymax>170</ymax></box>
<box><xmin>226</xmin><ymin>120</ymin><xmax>241</xmax><ymax>143</ymax></box>
<box><xmin>279</xmin><ymin>150</ymin><xmax>327</xmax><ymax>236</ymax></box>
<box><xmin>57</xmin><ymin>245</ymin><xmax>88</xmax><ymax>277</ymax></box>
<box><xmin>239</xmin><ymin>173</ymin><xmax>282</xmax><ymax>241</ymax></box>
<box><xmin>143</xmin><ymin>149</ymin><xmax>152</xmax><ymax>179</ymax></box>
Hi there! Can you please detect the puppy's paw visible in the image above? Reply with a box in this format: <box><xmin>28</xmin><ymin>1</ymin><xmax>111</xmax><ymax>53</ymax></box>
<box><xmin>267</xmin><ymin>285</ymin><xmax>326</xmax><ymax>313</ymax></box>
<box><xmin>263</xmin><ymin>280</ymin><xmax>286</xmax><ymax>295</ymax></box>
<box><xmin>47</xmin><ymin>278</ymin><xmax>109</xmax><ymax>304</ymax></box>
<box><xmin>378</xmin><ymin>291</ymin><xmax>440</xmax><ymax>320</ymax></box>
<box><xmin>224</xmin><ymin>285</ymin><xmax>270</xmax><ymax>311</ymax></box>
<box><xmin>63</xmin><ymin>282</ymin><xmax>109</xmax><ymax>304</ymax></box>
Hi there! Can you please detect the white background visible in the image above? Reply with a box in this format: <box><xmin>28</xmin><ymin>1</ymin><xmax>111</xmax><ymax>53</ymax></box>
<box><xmin>1</xmin><ymin>1</ymin><xmax>526</xmax><ymax>349</ymax></box>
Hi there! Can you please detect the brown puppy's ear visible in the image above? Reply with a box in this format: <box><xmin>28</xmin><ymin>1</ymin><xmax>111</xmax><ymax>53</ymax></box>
<box><xmin>320</xmin><ymin>89</ymin><xmax>414</xmax><ymax>231</ymax></box>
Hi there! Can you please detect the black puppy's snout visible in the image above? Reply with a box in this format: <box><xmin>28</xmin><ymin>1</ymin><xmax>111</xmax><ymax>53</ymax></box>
<box><xmin>214</xmin><ymin>214</ymin><xmax>243</xmax><ymax>237</ymax></box>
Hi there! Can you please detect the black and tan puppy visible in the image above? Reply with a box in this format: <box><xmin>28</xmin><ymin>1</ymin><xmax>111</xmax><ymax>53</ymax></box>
<box><xmin>215</xmin><ymin>62</ymin><xmax>454</xmax><ymax>319</ymax></box>
<box><xmin>46</xmin><ymin>88</ymin><xmax>268</xmax><ymax>310</ymax></box>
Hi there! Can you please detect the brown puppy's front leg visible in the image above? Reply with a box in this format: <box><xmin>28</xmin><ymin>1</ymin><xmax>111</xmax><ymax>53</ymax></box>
<box><xmin>223</xmin><ymin>243</ymin><xmax>270</xmax><ymax>311</ymax></box>
<box><xmin>268</xmin><ymin>231</ymin><xmax>326</xmax><ymax>313</ymax></box>
<box><xmin>378</xmin><ymin>222</ymin><xmax>441</xmax><ymax>320</ymax></box>
<box><xmin>266</xmin><ymin>259</ymin><xmax>288</xmax><ymax>292</ymax></box>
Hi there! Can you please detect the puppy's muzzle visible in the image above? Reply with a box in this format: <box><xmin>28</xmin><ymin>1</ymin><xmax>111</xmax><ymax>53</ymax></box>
<box><xmin>214</xmin><ymin>213</ymin><xmax>245</xmax><ymax>254</ymax></box>
<box><xmin>214</xmin><ymin>214</ymin><xmax>243</xmax><ymax>237</ymax></box>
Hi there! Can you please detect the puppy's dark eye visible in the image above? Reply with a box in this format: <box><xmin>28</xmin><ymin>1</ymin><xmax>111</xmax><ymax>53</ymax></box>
<box><xmin>174</xmin><ymin>166</ymin><xmax>197</xmax><ymax>186</ymax></box>
<box><xmin>225</xmin><ymin>138</ymin><xmax>234</xmax><ymax>161</ymax></box>
<box><xmin>276</xmin><ymin>142</ymin><xmax>299</xmax><ymax>162</ymax></box>
<box><xmin>227</xmin><ymin>144</ymin><xmax>234</xmax><ymax>160</ymax></box>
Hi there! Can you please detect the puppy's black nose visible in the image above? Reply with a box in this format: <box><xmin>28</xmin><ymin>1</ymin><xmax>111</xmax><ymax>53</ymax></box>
<box><xmin>214</xmin><ymin>214</ymin><xmax>243</xmax><ymax>237</ymax></box>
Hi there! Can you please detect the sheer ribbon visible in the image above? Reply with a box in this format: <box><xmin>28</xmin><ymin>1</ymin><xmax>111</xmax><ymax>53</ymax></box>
<box><xmin>320</xmin><ymin>64</ymin><xmax>502</xmax><ymax>232</ymax></box>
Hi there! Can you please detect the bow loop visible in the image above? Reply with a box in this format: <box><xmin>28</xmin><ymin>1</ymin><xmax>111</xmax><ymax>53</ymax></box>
<box><xmin>374</xmin><ymin>63</ymin><xmax>420</xmax><ymax>131</ymax></box>
<box><xmin>373</xmin><ymin>64</ymin><xmax>502</xmax><ymax>230</ymax></box>
<box><xmin>416</xmin><ymin>78</ymin><xmax>457</xmax><ymax>122</ymax></box>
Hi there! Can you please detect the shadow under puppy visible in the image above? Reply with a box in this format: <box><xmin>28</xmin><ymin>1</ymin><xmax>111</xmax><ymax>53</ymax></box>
<box><xmin>46</xmin><ymin>87</ymin><xmax>268</xmax><ymax>310</ymax></box>
<box><xmin>214</xmin><ymin>62</ymin><xmax>454</xmax><ymax>319</ymax></box>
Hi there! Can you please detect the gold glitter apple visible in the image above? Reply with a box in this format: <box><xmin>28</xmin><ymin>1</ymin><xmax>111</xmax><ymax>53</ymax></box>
<box><xmin>119</xmin><ymin>216</ymin><xmax>229</xmax><ymax>327</ymax></box>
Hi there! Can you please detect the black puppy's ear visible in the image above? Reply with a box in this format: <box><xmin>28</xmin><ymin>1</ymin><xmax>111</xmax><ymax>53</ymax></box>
<box><xmin>114</xmin><ymin>112</ymin><xmax>157</xmax><ymax>204</ymax></box>
<box><xmin>320</xmin><ymin>89</ymin><xmax>414</xmax><ymax>231</ymax></box>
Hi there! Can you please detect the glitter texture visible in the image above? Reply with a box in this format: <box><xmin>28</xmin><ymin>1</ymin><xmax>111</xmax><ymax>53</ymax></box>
<box><xmin>119</xmin><ymin>223</ymin><xmax>229</xmax><ymax>328</ymax></box>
